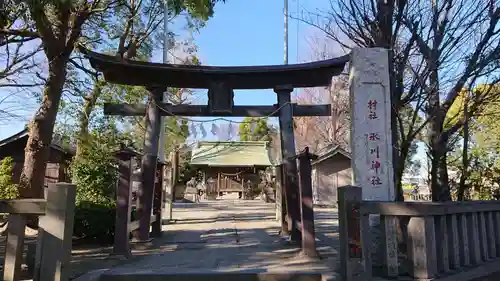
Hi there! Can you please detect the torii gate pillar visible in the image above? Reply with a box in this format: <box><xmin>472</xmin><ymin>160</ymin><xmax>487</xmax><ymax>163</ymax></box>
<box><xmin>275</xmin><ymin>86</ymin><xmax>302</xmax><ymax>243</ymax></box>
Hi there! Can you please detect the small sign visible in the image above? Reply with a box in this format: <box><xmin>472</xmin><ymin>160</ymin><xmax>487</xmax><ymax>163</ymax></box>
<box><xmin>347</xmin><ymin>202</ymin><xmax>362</xmax><ymax>258</ymax></box>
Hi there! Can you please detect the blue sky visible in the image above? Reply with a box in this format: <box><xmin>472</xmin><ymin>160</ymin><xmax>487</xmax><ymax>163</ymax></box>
<box><xmin>182</xmin><ymin>0</ymin><xmax>310</xmax><ymax>140</ymax></box>
<box><xmin>0</xmin><ymin>0</ymin><xmax>429</xmax><ymax>181</ymax></box>
<box><xmin>0</xmin><ymin>0</ymin><xmax>328</xmax><ymax>140</ymax></box>
<box><xmin>154</xmin><ymin>0</ymin><xmax>330</xmax><ymax>141</ymax></box>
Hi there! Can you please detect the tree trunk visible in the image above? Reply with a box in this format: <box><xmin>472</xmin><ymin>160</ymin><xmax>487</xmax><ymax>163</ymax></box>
<box><xmin>375</xmin><ymin>0</ymin><xmax>400</xmax><ymax>202</ymax></box>
<box><xmin>427</xmin><ymin>56</ymin><xmax>451</xmax><ymax>202</ymax></box>
<box><xmin>457</xmin><ymin>102</ymin><xmax>469</xmax><ymax>201</ymax></box>
<box><xmin>437</xmin><ymin>151</ymin><xmax>451</xmax><ymax>200</ymax></box>
<box><xmin>18</xmin><ymin>56</ymin><xmax>68</xmax><ymax>200</ymax></box>
<box><xmin>394</xmin><ymin>141</ymin><xmax>410</xmax><ymax>202</ymax></box>
<box><xmin>430</xmin><ymin>135</ymin><xmax>451</xmax><ymax>202</ymax></box>
<box><xmin>75</xmin><ymin>80</ymin><xmax>103</xmax><ymax>156</ymax></box>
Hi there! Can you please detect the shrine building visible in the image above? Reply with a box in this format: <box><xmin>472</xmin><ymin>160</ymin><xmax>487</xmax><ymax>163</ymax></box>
<box><xmin>189</xmin><ymin>141</ymin><xmax>273</xmax><ymax>198</ymax></box>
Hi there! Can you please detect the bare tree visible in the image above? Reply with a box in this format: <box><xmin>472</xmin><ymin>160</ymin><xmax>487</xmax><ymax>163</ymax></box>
<box><xmin>66</xmin><ymin>0</ymin><xmax>166</xmax><ymax>156</ymax></box>
<box><xmin>0</xmin><ymin>2</ymin><xmax>43</xmax><ymax>91</ymax></box>
<box><xmin>0</xmin><ymin>0</ymin><xmax>122</xmax><ymax>201</ymax></box>
<box><xmin>0</xmin><ymin>88</ymin><xmax>36</xmax><ymax>125</ymax></box>
<box><xmin>0</xmin><ymin>3</ymin><xmax>45</xmax><ymax>127</ymax></box>
<box><xmin>294</xmin><ymin>37</ymin><xmax>350</xmax><ymax>152</ymax></box>
<box><xmin>296</xmin><ymin>0</ymin><xmax>429</xmax><ymax>201</ymax></box>
<box><xmin>403</xmin><ymin>0</ymin><xmax>500</xmax><ymax>201</ymax></box>
<box><xmin>1</xmin><ymin>0</ymin><xmax>225</xmax><ymax>204</ymax></box>
<box><xmin>299</xmin><ymin>0</ymin><xmax>499</xmax><ymax>201</ymax></box>
<box><xmin>294</xmin><ymin>77</ymin><xmax>350</xmax><ymax>152</ymax></box>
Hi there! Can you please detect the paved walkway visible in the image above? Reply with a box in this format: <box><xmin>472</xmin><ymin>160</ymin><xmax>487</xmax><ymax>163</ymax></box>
<box><xmin>76</xmin><ymin>195</ymin><xmax>343</xmax><ymax>280</ymax></box>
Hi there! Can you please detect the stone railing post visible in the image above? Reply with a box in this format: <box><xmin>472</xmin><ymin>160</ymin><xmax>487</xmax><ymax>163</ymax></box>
<box><xmin>3</xmin><ymin>214</ymin><xmax>27</xmax><ymax>281</ymax></box>
<box><xmin>34</xmin><ymin>183</ymin><xmax>76</xmax><ymax>281</ymax></box>
<box><xmin>486</xmin><ymin>212</ymin><xmax>497</xmax><ymax>259</ymax></box>
<box><xmin>407</xmin><ymin>216</ymin><xmax>438</xmax><ymax>279</ymax></box>
<box><xmin>338</xmin><ymin>185</ymin><xmax>362</xmax><ymax>281</ymax></box>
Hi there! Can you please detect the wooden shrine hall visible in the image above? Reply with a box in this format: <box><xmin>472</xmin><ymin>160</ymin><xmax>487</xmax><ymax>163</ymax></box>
<box><xmin>190</xmin><ymin>141</ymin><xmax>273</xmax><ymax>198</ymax></box>
<box><xmin>81</xmin><ymin>47</ymin><xmax>349</xmax><ymax>257</ymax></box>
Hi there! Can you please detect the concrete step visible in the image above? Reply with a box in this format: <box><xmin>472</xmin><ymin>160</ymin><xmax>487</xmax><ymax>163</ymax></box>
<box><xmin>99</xmin><ymin>270</ymin><xmax>324</xmax><ymax>281</ymax></box>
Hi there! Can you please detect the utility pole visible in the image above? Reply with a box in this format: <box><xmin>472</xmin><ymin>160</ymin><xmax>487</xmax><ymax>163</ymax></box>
<box><xmin>277</xmin><ymin>0</ymin><xmax>303</xmax><ymax>243</ymax></box>
<box><xmin>158</xmin><ymin>1</ymin><xmax>169</xmax><ymax>163</ymax></box>
<box><xmin>284</xmin><ymin>0</ymin><xmax>289</xmax><ymax>65</ymax></box>
<box><xmin>160</xmin><ymin>1</ymin><xmax>173</xmax><ymax>222</ymax></box>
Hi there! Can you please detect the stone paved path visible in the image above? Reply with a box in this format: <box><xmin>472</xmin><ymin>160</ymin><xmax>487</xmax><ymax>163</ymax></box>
<box><xmin>76</xmin><ymin>194</ymin><xmax>343</xmax><ymax>280</ymax></box>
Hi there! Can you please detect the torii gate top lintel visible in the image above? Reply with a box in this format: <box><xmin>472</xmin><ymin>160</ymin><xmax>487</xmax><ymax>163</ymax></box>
<box><xmin>80</xmin><ymin>48</ymin><xmax>349</xmax><ymax>90</ymax></box>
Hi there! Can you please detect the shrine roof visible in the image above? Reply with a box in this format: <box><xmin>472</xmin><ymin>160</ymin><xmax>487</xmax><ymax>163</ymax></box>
<box><xmin>0</xmin><ymin>128</ymin><xmax>74</xmax><ymax>155</ymax></box>
<box><xmin>190</xmin><ymin>141</ymin><xmax>272</xmax><ymax>167</ymax></box>
<box><xmin>312</xmin><ymin>143</ymin><xmax>351</xmax><ymax>166</ymax></box>
<box><xmin>80</xmin><ymin>48</ymin><xmax>349</xmax><ymax>89</ymax></box>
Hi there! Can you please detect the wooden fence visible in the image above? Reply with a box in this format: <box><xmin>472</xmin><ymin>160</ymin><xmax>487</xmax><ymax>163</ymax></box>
<box><xmin>112</xmin><ymin>149</ymin><xmax>166</xmax><ymax>257</ymax></box>
<box><xmin>339</xmin><ymin>185</ymin><xmax>500</xmax><ymax>281</ymax></box>
<box><xmin>2</xmin><ymin>182</ymin><xmax>76</xmax><ymax>281</ymax></box>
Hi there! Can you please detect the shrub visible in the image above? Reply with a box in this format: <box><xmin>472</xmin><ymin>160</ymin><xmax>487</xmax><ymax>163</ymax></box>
<box><xmin>73</xmin><ymin>201</ymin><xmax>116</xmax><ymax>244</ymax></box>
<box><xmin>71</xmin><ymin>151</ymin><xmax>117</xmax><ymax>205</ymax></box>
<box><xmin>70</xmin><ymin>137</ymin><xmax>119</xmax><ymax>243</ymax></box>
<box><xmin>0</xmin><ymin>157</ymin><xmax>19</xmax><ymax>199</ymax></box>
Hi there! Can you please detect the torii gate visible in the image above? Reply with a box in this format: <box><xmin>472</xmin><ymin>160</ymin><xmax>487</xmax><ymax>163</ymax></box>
<box><xmin>81</xmin><ymin>47</ymin><xmax>349</xmax><ymax>248</ymax></box>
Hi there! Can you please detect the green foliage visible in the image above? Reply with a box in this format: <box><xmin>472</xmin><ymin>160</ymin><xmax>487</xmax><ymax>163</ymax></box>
<box><xmin>73</xmin><ymin>200</ymin><xmax>116</xmax><ymax>243</ymax></box>
<box><xmin>402</xmin><ymin>183</ymin><xmax>413</xmax><ymax>191</ymax></box>
<box><xmin>446</xmin><ymin>84</ymin><xmax>500</xmax><ymax>200</ymax></box>
<box><xmin>168</xmin><ymin>0</ymin><xmax>227</xmax><ymax>21</ymax></box>
<box><xmin>70</xmin><ymin>128</ymin><xmax>121</xmax><ymax>242</ymax></box>
<box><xmin>0</xmin><ymin>157</ymin><xmax>19</xmax><ymax>199</ymax></box>
<box><xmin>178</xmin><ymin>150</ymin><xmax>198</xmax><ymax>184</ymax></box>
<box><xmin>448</xmin><ymin>147</ymin><xmax>500</xmax><ymax>200</ymax></box>
<box><xmin>163</xmin><ymin>116</ymin><xmax>189</xmax><ymax>156</ymax></box>
<box><xmin>71</xmin><ymin>133</ymin><xmax>119</xmax><ymax>205</ymax></box>
<box><xmin>239</xmin><ymin>117</ymin><xmax>272</xmax><ymax>142</ymax></box>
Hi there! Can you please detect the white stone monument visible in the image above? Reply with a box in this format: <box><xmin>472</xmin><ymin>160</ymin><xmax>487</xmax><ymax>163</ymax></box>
<box><xmin>349</xmin><ymin>47</ymin><xmax>395</xmax><ymax>202</ymax></box>
<box><xmin>349</xmin><ymin>48</ymin><xmax>398</xmax><ymax>276</ymax></box>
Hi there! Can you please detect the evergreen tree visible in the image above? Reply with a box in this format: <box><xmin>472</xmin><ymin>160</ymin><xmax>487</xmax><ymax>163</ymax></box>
<box><xmin>239</xmin><ymin>117</ymin><xmax>272</xmax><ymax>142</ymax></box>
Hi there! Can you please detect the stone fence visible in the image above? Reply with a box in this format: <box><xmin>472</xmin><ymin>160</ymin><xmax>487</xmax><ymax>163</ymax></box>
<box><xmin>2</xmin><ymin>183</ymin><xmax>76</xmax><ymax>281</ymax></box>
<box><xmin>339</xmin><ymin>185</ymin><xmax>500</xmax><ymax>281</ymax></box>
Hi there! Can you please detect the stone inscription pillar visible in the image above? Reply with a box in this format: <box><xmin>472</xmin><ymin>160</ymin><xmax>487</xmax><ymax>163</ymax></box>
<box><xmin>349</xmin><ymin>48</ymin><xmax>397</xmax><ymax>274</ymax></box>
<box><xmin>349</xmin><ymin>48</ymin><xmax>395</xmax><ymax>202</ymax></box>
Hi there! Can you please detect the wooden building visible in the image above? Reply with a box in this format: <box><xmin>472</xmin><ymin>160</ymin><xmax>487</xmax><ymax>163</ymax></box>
<box><xmin>0</xmin><ymin>129</ymin><xmax>74</xmax><ymax>187</ymax></box>
<box><xmin>311</xmin><ymin>144</ymin><xmax>352</xmax><ymax>206</ymax></box>
<box><xmin>190</xmin><ymin>141</ymin><xmax>273</xmax><ymax>197</ymax></box>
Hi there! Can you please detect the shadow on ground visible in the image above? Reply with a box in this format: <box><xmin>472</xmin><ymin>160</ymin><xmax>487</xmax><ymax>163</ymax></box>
<box><xmin>0</xmin><ymin>201</ymin><xmax>342</xmax><ymax>280</ymax></box>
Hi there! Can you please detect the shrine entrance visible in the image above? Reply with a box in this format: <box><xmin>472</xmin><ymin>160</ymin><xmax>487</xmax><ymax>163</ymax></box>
<box><xmin>220</xmin><ymin>173</ymin><xmax>242</xmax><ymax>192</ymax></box>
<box><xmin>81</xmin><ymin>47</ymin><xmax>349</xmax><ymax>258</ymax></box>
